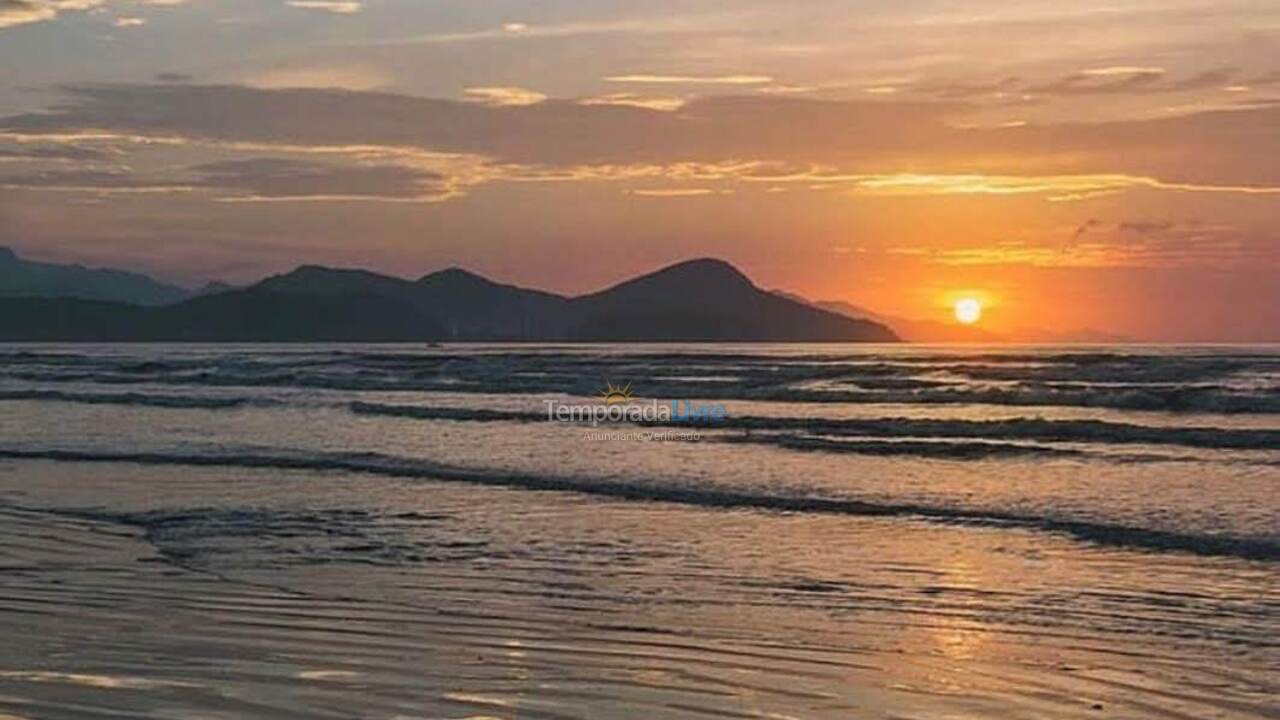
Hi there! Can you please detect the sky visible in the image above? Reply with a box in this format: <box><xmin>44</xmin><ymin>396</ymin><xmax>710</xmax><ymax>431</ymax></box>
<box><xmin>0</xmin><ymin>0</ymin><xmax>1277</xmax><ymax>341</ymax></box>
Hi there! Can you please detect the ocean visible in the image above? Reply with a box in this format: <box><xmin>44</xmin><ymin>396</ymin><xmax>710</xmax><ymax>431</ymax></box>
<box><xmin>0</xmin><ymin>344</ymin><xmax>1276</xmax><ymax>719</ymax></box>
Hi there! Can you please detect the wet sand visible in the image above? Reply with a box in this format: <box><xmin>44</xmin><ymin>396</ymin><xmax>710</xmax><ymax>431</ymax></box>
<box><xmin>1</xmin><ymin>460</ymin><xmax>1275</xmax><ymax>720</ymax></box>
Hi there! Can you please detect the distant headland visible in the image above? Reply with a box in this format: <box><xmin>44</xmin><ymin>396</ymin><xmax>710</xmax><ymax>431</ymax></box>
<box><xmin>0</xmin><ymin>248</ymin><xmax>897</xmax><ymax>343</ymax></box>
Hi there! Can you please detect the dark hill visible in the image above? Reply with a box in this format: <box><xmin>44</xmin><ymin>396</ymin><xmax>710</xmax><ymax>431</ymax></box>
<box><xmin>0</xmin><ymin>257</ymin><xmax>899</xmax><ymax>342</ymax></box>
<box><xmin>255</xmin><ymin>264</ymin><xmax>569</xmax><ymax>339</ymax></box>
<box><xmin>0</xmin><ymin>297</ymin><xmax>143</xmax><ymax>341</ymax></box>
<box><xmin>256</xmin><ymin>265</ymin><xmax>415</xmax><ymax>299</ymax></box>
<box><xmin>0</xmin><ymin>246</ymin><xmax>189</xmax><ymax>306</ymax></box>
<box><xmin>415</xmin><ymin>268</ymin><xmax>569</xmax><ymax>339</ymax></box>
<box><xmin>0</xmin><ymin>291</ymin><xmax>441</xmax><ymax>342</ymax></box>
<box><xmin>567</xmin><ymin>259</ymin><xmax>898</xmax><ymax>342</ymax></box>
<box><xmin>139</xmin><ymin>289</ymin><xmax>442</xmax><ymax>341</ymax></box>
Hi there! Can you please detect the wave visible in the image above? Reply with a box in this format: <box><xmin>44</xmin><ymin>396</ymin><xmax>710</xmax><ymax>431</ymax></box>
<box><xmin>1</xmin><ymin>446</ymin><xmax>1275</xmax><ymax>562</ymax></box>
<box><xmin>716</xmin><ymin>435</ymin><xmax>1085</xmax><ymax>459</ymax></box>
<box><xmin>4</xmin><ymin>349</ymin><xmax>1275</xmax><ymax>406</ymax></box>
<box><xmin>766</xmin><ymin>385</ymin><xmax>1280</xmax><ymax>414</ymax></box>
<box><xmin>350</xmin><ymin>401</ymin><xmax>545</xmax><ymax>423</ymax></box>
<box><xmin>347</xmin><ymin>401</ymin><xmax>1280</xmax><ymax>450</ymax></box>
<box><xmin>9</xmin><ymin>372</ymin><xmax>1276</xmax><ymax>413</ymax></box>
<box><xmin>709</xmin><ymin>416</ymin><xmax>1280</xmax><ymax>450</ymax></box>
<box><xmin>0</xmin><ymin>389</ymin><xmax>278</xmax><ymax>410</ymax></box>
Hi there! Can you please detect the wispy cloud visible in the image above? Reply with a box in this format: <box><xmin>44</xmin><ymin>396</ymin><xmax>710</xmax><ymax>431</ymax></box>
<box><xmin>360</xmin><ymin>11</ymin><xmax>756</xmax><ymax>47</ymax></box>
<box><xmin>248</xmin><ymin>65</ymin><xmax>391</xmax><ymax>91</ymax></box>
<box><xmin>844</xmin><ymin>173</ymin><xmax>1280</xmax><ymax>197</ymax></box>
<box><xmin>3</xmin><ymin>83</ymin><xmax>1278</xmax><ymax>207</ymax></box>
<box><xmin>629</xmin><ymin>188</ymin><xmax>718</xmax><ymax>197</ymax></box>
<box><xmin>192</xmin><ymin>157</ymin><xmax>446</xmax><ymax>201</ymax></box>
<box><xmin>285</xmin><ymin>0</ymin><xmax>362</xmax><ymax>14</ymax></box>
<box><xmin>933</xmin><ymin>220</ymin><xmax>1277</xmax><ymax>268</ymax></box>
<box><xmin>0</xmin><ymin>0</ymin><xmax>101</xmax><ymax>29</ymax></box>
<box><xmin>605</xmin><ymin>74</ymin><xmax>774</xmax><ymax>85</ymax></box>
<box><xmin>462</xmin><ymin>86</ymin><xmax>547</xmax><ymax>107</ymax></box>
<box><xmin>0</xmin><ymin>0</ymin><xmax>185</xmax><ymax>30</ymax></box>
<box><xmin>1028</xmin><ymin>67</ymin><xmax>1237</xmax><ymax>95</ymax></box>
<box><xmin>1081</xmin><ymin>66</ymin><xmax>1165</xmax><ymax>77</ymax></box>
<box><xmin>0</xmin><ymin>142</ymin><xmax>110</xmax><ymax>162</ymax></box>
<box><xmin>0</xmin><ymin>154</ymin><xmax>461</xmax><ymax>202</ymax></box>
<box><xmin>578</xmin><ymin>93</ymin><xmax>685</xmax><ymax>111</ymax></box>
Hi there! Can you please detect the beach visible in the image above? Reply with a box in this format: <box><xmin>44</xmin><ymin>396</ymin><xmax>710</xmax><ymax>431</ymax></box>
<box><xmin>0</xmin><ymin>344</ymin><xmax>1276</xmax><ymax>719</ymax></box>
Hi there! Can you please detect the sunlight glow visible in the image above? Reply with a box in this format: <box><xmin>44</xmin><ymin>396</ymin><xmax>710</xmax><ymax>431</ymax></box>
<box><xmin>954</xmin><ymin>297</ymin><xmax>983</xmax><ymax>325</ymax></box>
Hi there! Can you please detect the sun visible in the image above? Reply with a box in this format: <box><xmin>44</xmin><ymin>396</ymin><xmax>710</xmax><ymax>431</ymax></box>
<box><xmin>954</xmin><ymin>297</ymin><xmax>982</xmax><ymax>325</ymax></box>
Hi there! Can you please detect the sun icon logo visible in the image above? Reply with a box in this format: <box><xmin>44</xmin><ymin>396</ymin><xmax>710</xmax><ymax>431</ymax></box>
<box><xmin>598</xmin><ymin>381</ymin><xmax>634</xmax><ymax>405</ymax></box>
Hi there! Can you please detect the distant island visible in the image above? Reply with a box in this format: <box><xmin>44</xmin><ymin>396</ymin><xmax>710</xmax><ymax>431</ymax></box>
<box><xmin>0</xmin><ymin>248</ymin><xmax>898</xmax><ymax>343</ymax></box>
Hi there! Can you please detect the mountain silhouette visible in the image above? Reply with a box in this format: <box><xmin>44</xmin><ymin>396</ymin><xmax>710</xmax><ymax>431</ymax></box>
<box><xmin>415</xmin><ymin>268</ymin><xmax>569</xmax><ymax>339</ymax></box>
<box><xmin>571</xmin><ymin>259</ymin><xmax>897</xmax><ymax>341</ymax></box>
<box><xmin>0</xmin><ymin>246</ymin><xmax>189</xmax><ymax>306</ymax></box>
<box><xmin>0</xmin><ymin>257</ymin><xmax>899</xmax><ymax>342</ymax></box>
<box><xmin>193</xmin><ymin>281</ymin><xmax>237</xmax><ymax>296</ymax></box>
<box><xmin>255</xmin><ymin>264</ymin><xmax>570</xmax><ymax>340</ymax></box>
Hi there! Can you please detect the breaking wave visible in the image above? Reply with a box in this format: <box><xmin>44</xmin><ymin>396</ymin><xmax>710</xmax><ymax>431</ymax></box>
<box><xmin>1</xmin><ymin>446</ymin><xmax>1275</xmax><ymax>561</ymax></box>
<box><xmin>715</xmin><ymin>435</ymin><xmax>1086</xmax><ymax>459</ymax></box>
<box><xmin>347</xmin><ymin>401</ymin><xmax>1280</xmax><ymax>450</ymax></box>
<box><xmin>350</xmin><ymin>401</ymin><xmax>544</xmax><ymax>423</ymax></box>
<box><xmin>0</xmin><ymin>389</ymin><xmax>278</xmax><ymax>409</ymax></box>
<box><xmin>768</xmin><ymin>385</ymin><xmax>1280</xmax><ymax>414</ymax></box>
<box><xmin>3</xmin><ymin>348</ymin><xmax>1277</xmax><ymax>413</ymax></box>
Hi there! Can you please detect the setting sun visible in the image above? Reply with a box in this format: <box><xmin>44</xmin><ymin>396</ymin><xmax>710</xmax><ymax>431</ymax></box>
<box><xmin>954</xmin><ymin>297</ymin><xmax>983</xmax><ymax>325</ymax></box>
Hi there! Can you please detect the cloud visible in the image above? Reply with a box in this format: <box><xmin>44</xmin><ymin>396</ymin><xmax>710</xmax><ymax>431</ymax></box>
<box><xmin>1072</xmin><ymin>218</ymin><xmax>1102</xmax><ymax>242</ymax></box>
<box><xmin>0</xmin><ymin>167</ymin><xmax>187</xmax><ymax>192</ymax></box>
<box><xmin>462</xmin><ymin>86</ymin><xmax>547</xmax><ymax>107</ymax></box>
<box><xmin>912</xmin><ymin>77</ymin><xmax>1022</xmax><ymax>99</ymax></box>
<box><xmin>2</xmin><ymin>83</ymin><xmax>1277</xmax><ymax>202</ymax></box>
<box><xmin>0</xmin><ymin>86</ymin><xmax>965</xmax><ymax>168</ymax></box>
<box><xmin>248</xmin><ymin>65</ymin><xmax>391</xmax><ymax>91</ymax></box>
<box><xmin>0</xmin><ymin>142</ymin><xmax>108</xmax><ymax>161</ymax></box>
<box><xmin>365</xmin><ymin>13</ymin><xmax>746</xmax><ymax>47</ymax></box>
<box><xmin>1116</xmin><ymin>220</ymin><xmax>1175</xmax><ymax>235</ymax></box>
<box><xmin>0</xmin><ymin>0</ymin><xmax>183</xmax><ymax>30</ymax></box>
<box><xmin>605</xmin><ymin>74</ymin><xmax>774</xmax><ymax>85</ymax></box>
<box><xmin>0</xmin><ymin>0</ymin><xmax>99</xmax><ymax>29</ymax></box>
<box><xmin>190</xmin><ymin>157</ymin><xmax>447</xmax><ymax>200</ymax></box>
<box><xmin>629</xmin><ymin>188</ymin><xmax>717</xmax><ymax>197</ymax></box>
<box><xmin>1081</xmin><ymin>66</ymin><xmax>1165</xmax><ymax>77</ymax></box>
<box><xmin>1028</xmin><ymin>67</ymin><xmax>1237</xmax><ymax>95</ymax></box>
<box><xmin>891</xmin><ymin>215</ymin><xmax>1277</xmax><ymax>269</ymax></box>
<box><xmin>888</xmin><ymin>67</ymin><xmax>1249</xmax><ymax>103</ymax></box>
<box><xmin>578</xmin><ymin>93</ymin><xmax>685</xmax><ymax>112</ymax></box>
<box><xmin>842</xmin><ymin>173</ymin><xmax>1280</xmax><ymax>197</ymax></box>
<box><xmin>0</xmin><ymin>156</ymin><xmax>453</xmax><ymax>201</ymax></box>
<box><xmin>1036</xmin><ymin>219</ymin><xmax>1277</xmax><ymax>268</ymax></box>
<box><xmin>0</xmin><ymin>0</ymin><xmax>52</xmax><ymax>28</ymax></box>
<box><xmin>286</xmin><ymin>0</ymin><xmax>362</xmax><ymax>14</ymax></box>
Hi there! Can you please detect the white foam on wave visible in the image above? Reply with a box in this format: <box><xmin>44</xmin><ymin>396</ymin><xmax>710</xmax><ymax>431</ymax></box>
<box><xmin>0</xmin><ymin>672</ymin><xmax>200</xmax><ymax>691</ymax></box>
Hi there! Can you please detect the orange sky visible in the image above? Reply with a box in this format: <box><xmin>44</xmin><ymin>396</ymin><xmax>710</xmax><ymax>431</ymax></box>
<box><xmin>0</xmin><ymin>0</ymin><xmax>1277</xmax><ymax>340</ymax></box>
